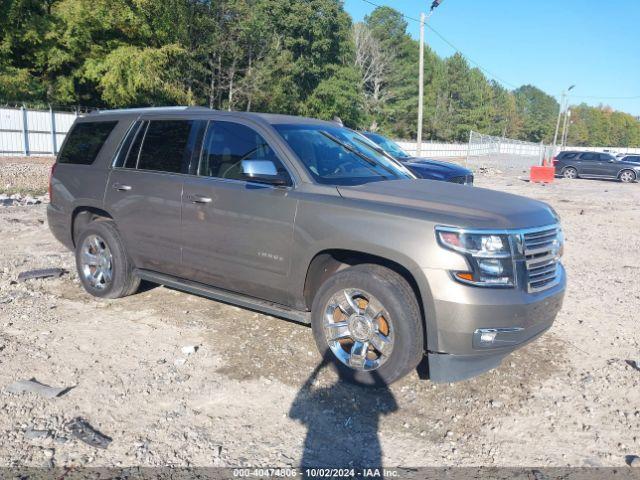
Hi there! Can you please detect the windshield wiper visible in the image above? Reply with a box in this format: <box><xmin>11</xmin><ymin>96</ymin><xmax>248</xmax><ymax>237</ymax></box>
<box><xmin>319</xmin><ymin>131</ymin><xmax>398</xmax><ymax>177</ymax></box>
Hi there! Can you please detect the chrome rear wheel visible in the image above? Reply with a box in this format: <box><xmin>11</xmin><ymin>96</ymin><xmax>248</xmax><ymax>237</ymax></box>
<box><xmin>563</xmin><ymin>167</ymin><xmax>578</xmax><ymax>179</ymax></box>
<box><xmin>79</xmin><ymin>234</ymin><xmax>113</xmax><ymax>290</ymax></box>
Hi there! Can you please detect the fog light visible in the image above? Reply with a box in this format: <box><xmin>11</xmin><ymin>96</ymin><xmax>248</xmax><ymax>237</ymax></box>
<box><xmin>479</xmin><ymin>331</ymin><xmax>497</xmax><ymax>344</ymax></box>
<box><xmin>473</xmin><ymin>327</ymin><xmax>525</xmax><ymax>349</ymax></box>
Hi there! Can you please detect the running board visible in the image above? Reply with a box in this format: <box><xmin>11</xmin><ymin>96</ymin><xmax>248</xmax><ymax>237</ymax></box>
<box><xmin>134</xmin><ymin>269</ymin><xmax>311</xmax><ymax>324</ymax></box>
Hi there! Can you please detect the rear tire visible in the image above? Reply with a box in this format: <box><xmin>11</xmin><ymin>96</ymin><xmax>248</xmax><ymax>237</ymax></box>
<box><xmin>619</xmin><ymin>169</ymin><xmax>637</xmax><ymax>183</ymax></box>
<box><xmin>310</xmin><ymin>264</ymin><xmax>424</xmax><ymax>386</ymax></box>
<box><xmin>563</xmin><ymin>167</ymin><xmax>578</xmax><ymax>179</ymax></box>
<box><xmin>75</xmin><ymin>220</ymin><xmax>140</xmax><ymax>299</ymax></box>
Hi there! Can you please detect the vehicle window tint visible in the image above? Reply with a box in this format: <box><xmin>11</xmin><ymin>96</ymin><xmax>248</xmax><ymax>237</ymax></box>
<box><xmin>58</xmin><ymin>121</ymin><xmax>117</xmax><ymax>165</ymax></box>
<box><xmin>562</xmin><ymin>152</ymin><xmax>577</xmax><ymax>159</ymax></box>
<box><xmin>137</xmin><ymin>120</ymin><xmax>196</xmax><ymax>174</ymax></box>
<box><xmin>581</xmin><ymin>153</ymin><xmax>597</xmax><ymax>161</ymax></box>
<box><xmin>200</xmin><ymin>121</ymin><xmax>289</xmax><ymax>181</ymax></box>
<box><xmin>599</xmin><ymin>154</ymin><xmax>614</xmax><ymax>161</ymax></box>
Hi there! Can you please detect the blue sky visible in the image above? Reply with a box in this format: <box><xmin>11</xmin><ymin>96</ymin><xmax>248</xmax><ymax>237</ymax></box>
<box><xmin>344</xmin><ymin>0</ymin><xmax>640</xmax><ymax>116</ymax></box>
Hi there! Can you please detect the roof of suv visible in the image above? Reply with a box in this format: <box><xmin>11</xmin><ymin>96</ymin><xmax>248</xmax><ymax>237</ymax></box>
<box><xmin>85</xmin><ymin>106</ymin><xmax>338</xmax><ymax>127</ymax></box>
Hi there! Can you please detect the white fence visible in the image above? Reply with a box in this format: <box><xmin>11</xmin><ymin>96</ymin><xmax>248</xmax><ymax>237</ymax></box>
<box><xmin>396</xmin><ymin>140</ymin><xmax>467</xmax><ymax>159</ymax></box>
<box><xmin>397</xmin><ymin>132</ymin><xmax>640</xmax><ymax>172</ymax></box>
<box><xmin>2</xmin><ymin>105</ymin><xmax>639</xmax><ymax>160</ymax></box>
<box><xmin>0</xmin><ymin>107</ymin><xmax>77</xmax><ymax>156</ymax></box>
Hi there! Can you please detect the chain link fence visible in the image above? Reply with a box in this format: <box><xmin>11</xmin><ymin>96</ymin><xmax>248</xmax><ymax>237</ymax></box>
<box><xmin>465</xmin><ymin>131</ymin><xmax>554</xmax><ymax>172</ymax></box>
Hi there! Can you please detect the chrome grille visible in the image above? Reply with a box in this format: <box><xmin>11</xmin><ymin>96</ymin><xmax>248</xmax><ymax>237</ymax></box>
<box><xmin>449</xmin><ymin>174</ymin><xmax>474</xmax><ymax>185</ymax></box>
<box><xmin>523</xmin><ymin>226</ymin><xmax>561</xmax><ymax>293</ymax></box>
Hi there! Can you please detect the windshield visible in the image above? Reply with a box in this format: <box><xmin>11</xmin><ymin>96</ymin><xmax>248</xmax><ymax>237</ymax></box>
<box><xmin>363</xmin><ymin>133</ymin><xmax>412</xmax><ymax>160</ymax></box>
<box><xmin>275</xmin><ymin>124</ymin><xmax>415</xmax><ymax>185</ymax></box>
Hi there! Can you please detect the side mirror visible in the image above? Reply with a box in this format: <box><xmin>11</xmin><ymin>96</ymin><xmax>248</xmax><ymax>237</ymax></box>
<box><xmin>240</xmin><ymin>160</ymin><xmax>290</xmax><ymax>186</ymax></box>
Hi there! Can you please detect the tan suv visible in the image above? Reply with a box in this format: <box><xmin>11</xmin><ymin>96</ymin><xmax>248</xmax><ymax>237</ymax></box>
<box><xmin>48</xmin><ymin>107</ymin><xmax>566</xmax><ymax>385</ymax></box>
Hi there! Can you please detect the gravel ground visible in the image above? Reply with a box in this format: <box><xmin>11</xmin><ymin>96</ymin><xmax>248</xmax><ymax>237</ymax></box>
<box><xmin>0</xmin><ymin>161</ymin><xmax>639</xmax><ymax>469</ymax></box>
<box><xmin>0</xmin><ymin>156</ymin><xmax>52</xmax><ymax>196</ymax></box>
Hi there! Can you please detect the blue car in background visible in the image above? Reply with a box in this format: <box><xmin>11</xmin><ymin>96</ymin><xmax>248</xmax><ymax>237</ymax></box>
<box><xmin>362</xmin><ymin>132</ymin><xmax>474</xmax><ymax>185</ymax></box>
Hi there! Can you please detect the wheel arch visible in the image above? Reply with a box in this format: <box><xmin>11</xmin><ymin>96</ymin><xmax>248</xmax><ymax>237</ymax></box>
<box><xmin>618</xmin><ymin>168</ymin><xmax>637</xmax><ymax>181</ymax></box>
<box><xmin>71</xmin><ymin>206</ymin><xmax>114</xmax><ymax>247</ymax></box>
<box><xmin>302</xmin><ymin>248</ymin><xmax>434</xmax><ymax>351</ymax></box>
<box><xmin>562</xmin><ymin>164</ymin><xmax>579</xmax><ymax>174</ymax></box>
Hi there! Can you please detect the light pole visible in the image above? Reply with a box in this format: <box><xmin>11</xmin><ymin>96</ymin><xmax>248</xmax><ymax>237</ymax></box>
<box><xmin>561</xmin><ymin>109</ymin><xmax>571</xmax><ymax>147</ymax></box>
<box><xmin>417</xmin><ymin>0</ymin><xmax>445</xmax><ymax>157</ymax></box>
<box><xmin>552</xmin><ymin>84</ymin><xmax>574</xmax><ymax>152</ymax></box>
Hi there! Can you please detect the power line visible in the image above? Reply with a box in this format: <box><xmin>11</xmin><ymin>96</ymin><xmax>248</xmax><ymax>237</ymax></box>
<box><xmin>358</xmin><ymin>0</ymin><xmax>519</xmax><ymax>89</ymax></box>
<box><xmin>569</xmin><ymin>94</ymin><xmax>640</xmax><ymax>100</ymax></box>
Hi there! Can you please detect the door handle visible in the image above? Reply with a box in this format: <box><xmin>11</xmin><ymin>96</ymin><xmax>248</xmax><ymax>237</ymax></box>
<box><xmin>112</xmin><ymin>183</ymin><xmax>132</xmax><ymax>192</ymax></box>
<box><xmin>187</xmin><ymin>194</ymin><xmax>213</xmax><ymax>204</ymax></box>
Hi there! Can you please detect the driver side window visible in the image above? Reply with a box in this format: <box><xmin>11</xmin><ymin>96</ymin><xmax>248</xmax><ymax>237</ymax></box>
<box><xmin>199</xmin><ymin>121</ymin><xmax>289</xmax><ymax>181</ymax></box>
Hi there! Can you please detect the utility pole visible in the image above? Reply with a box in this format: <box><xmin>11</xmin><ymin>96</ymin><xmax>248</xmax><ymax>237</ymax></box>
<box><xmin>561</xmin><ymin>109</ymin><xmax>571</xmax><ymax>147</ymax></box>
<box><xmin>416</xmin><ymin>1</ymin><xmax>444</xmax><ymax>158</ymax></box>
<box><xmin>552</xmin><ymin>84</ymin><xmax>574</xmax><ymax>152</ymax></box>
<box><xmin>417</xmin><ymin>13</ymin><xmax>426</xmax><ymax>157</ymax></box>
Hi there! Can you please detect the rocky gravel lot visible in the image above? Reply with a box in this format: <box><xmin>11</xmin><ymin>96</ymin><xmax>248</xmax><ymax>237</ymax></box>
<box><xmin>0</xmin><ymin>158</ymin><xmax>639</xmax><ymax>469</ymax></box>
<box><xmin>0</xmin><ymin>156</ymin><xmax>52</xmax><ymax>196</ymax></box>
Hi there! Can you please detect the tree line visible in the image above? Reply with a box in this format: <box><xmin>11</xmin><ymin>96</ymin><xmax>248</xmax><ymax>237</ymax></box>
<box><xmin>2</xmin><ymin>0</ymin><xmax>639</xmax><ymax>147</ymax></box>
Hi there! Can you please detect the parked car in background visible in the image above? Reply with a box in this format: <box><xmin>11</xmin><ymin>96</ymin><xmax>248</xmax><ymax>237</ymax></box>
<box><xmin>362</xmin><ymin>132</ymin><xmax>474</xmax><ymax>185</ymax></box>
<box><xmin>620</xmin><ymin>154</ymin><xmax>640</xmax><ymax>164</ymax></box>
<box><xmin>554</xmin><ymin>151</ymin><xmax>640</xmax><ymax>183</ymax></box>
<box><xmin>48</xmin><ymin>107</ymin><xmax>565</xmax><ymax>386</ymax></box>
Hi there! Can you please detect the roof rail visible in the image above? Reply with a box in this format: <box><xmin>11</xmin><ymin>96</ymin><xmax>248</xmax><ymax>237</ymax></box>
<box><xmin>88</xmin><ymin>106</ymin><xmax>212</xmax><ymax>115</ymax></box>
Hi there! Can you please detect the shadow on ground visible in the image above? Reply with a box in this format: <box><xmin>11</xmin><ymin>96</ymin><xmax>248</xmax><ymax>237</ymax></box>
<box><xmin>289</xmin><ymin>355</ymin><xmax>397</xmax><ymax>468</ymax></box>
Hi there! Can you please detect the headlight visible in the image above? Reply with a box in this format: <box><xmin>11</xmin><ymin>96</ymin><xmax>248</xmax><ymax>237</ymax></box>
<box><xmin>436</xmin><ymin>227</ymin><xmax>515</xmax><ymax>287</ymax></box>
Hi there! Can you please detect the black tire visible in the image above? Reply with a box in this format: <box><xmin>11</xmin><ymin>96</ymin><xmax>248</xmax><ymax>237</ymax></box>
<box><xmin>75</xmin><ymin>220</ymin><xmax>140</xmax><ymax>299</ymax></box>
<box><xmin>563</xmin><ymin>167</ymin><xmax>578</xmax><ymax>179</ymax></box>
<box><xmin>619</xmin><ymin>169</ymin><xmax>637</xmax><ymax>183</ymax></box>
<box><xmin>310</xmin><ymin>264</ymin><xmax>424</xmax><ymax>386</ymax></box>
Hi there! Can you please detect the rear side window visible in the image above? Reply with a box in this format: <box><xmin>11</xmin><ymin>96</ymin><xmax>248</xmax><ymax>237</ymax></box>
<box><xmin>580</xmin><ymin>152</ymin><xmax>598</xmax><ymax>161</ymax></box>
<box><xmin>558</xmin><ymin>152</ymin><xmax>577</xmax><ymax>160</ymax></box>
<box><xmin>137</xmin><ymin>120</ymin><xmax>198</xmax><ymax>174</ymax></box>
<box><xmin>58</xmin><ymin>121</ymin><xmax>117</xmax><ymax>165</ymax></box>
<box><xmin>599</xmin><ymin>154</ymin><xmax>614</xmax><ymax>161</ymax></box>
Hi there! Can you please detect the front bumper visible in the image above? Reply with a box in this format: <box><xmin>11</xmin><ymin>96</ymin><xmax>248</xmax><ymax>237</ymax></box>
<box><xmin>423</xmin><ymin>264</ymin><xmax>566</xmax><ymax>383</ymax></box>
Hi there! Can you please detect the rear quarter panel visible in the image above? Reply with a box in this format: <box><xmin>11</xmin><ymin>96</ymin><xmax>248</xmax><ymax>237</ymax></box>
<box><xmin>50</xmin><ymin>118</ymin><xmax>134</xmax><ymax>246</ymax></box>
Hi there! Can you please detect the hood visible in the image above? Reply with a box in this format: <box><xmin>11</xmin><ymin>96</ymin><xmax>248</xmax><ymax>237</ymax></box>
<box><xmin>337</xmin><ymin>179</ymin><xmax>557</xmax><ymax>230</ymax></box>
<box><xmin>403</xmin><ymin>157</ymin><xmax>471</xmax><ymax>178</ymax></box>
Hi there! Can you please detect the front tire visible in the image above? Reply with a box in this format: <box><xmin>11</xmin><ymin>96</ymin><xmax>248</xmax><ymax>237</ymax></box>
<box><xmin>563</xmin><ymin>167</ymin><xmax>578</xmax><ymax>179</ymax></box>
<box><xmin>619</xmin><ymin>169</ymin><xmax>637</xmax><ymax>183</ymax></box>
<box><xmin>310</xmin><ymin>264</ymin><xmax>424</xmax><ymax>386</ymax></box>
<box><xmin>75</xmin><ymin>220</ymin><xmax>140</xmax><ymax>299</ymax></box>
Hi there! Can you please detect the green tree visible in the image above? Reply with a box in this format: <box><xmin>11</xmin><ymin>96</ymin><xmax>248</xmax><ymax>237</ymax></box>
<box><xmin>514</xmin><ymin>85</ymin><xmax>559</xmax><ymax>143</ymax></box>
<box><xmin>302</xmin><ymin>65</ymin><xmax>365</xmax><ymax>127</ymax></box>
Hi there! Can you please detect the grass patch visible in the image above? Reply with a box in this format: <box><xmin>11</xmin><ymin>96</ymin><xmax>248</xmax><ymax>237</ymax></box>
<box><xmin>0</xmin><ymin>187</ymin><xmax>48</xmax><ymax>197</ymax></box>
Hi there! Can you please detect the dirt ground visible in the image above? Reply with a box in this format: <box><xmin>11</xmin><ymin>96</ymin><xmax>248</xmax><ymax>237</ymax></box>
<box><xmin>0</xmin><ymin>158</ymin><xmax>639</xmax><ymax>469</ymax></box>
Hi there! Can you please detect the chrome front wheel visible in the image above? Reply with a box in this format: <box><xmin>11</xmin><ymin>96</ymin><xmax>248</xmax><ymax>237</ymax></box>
<box><xmin>620</xmin><ymin>170</ymin><xmax>636</xmax><ymax>183</ymax></box>
<box><xmin>79</xmin><ymin>234</ymin><xmax>113</xmax><ymax>290</ymax></box>
<box><xmin>323</xmin><ymin>288</ymin><xmax>394</xmax><ymax>372</ymax></box>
